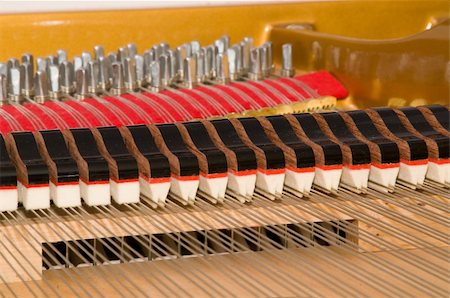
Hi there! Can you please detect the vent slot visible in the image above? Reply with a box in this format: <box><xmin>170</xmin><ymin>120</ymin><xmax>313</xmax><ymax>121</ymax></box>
<box><xmin>42</xmin><ymin>220</ymin><xmax>357</xmax><ymax>270</ymax></box>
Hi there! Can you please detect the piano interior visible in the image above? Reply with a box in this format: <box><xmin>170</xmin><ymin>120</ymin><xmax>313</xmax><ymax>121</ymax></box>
<box><xmin>0</xmin><ymin>1</ymin><xmax>448</xmax><ymax>297</ymax></box>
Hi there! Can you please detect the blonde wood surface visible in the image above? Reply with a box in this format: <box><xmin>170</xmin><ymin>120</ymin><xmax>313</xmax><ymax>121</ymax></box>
<box><xmin>1</xmin><ymin>246</ymin><xmax>448</xmax><ymax>297</ymax></box>
<box><xmin>0</xmin><ymin>193</ymin><xmax>447</xmax><ymax>284</ymax></box>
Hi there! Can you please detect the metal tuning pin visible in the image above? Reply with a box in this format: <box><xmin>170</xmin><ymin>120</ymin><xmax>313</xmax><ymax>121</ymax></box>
<box><xmin>215</xmin><ymin>35</ymin><xmax>230</xmax><ymax>55</ymax></box>
<box><xmin>222</xmin><ymin>35</ymin><xmax>231</xmax><ymax>52</ymax></box>
<box><xmin>150</xmin><ymin>61</ymin><xmax>161</xmax><ymax>92</ymax></box>
<box><xmin>36</xmin><ymin>57</ymin><xmax>47</xmax><ymax>72</ymax></box>
<box><xmin>20</xmin><ymin>63</ymin><xmax>34</xmax><ymax>97</ymax></box>
<box><xmin>7</xmin><ymin>58</ymin><xmax>19</xmax><ymax>71</ymax></box>
<box><xmin>7</xmin><ymin>66</ymin><xmax>22</xmax><ymax>103</ymax></box>
<box><xmin>127</xmin><ymin>43</ymin><xmax>137</xmax><ymax>58</ymax></box>
<box><xmin>134</xmin><ymin>54</ymin><xmax>145</xmax><ymax>87</ymax></box>
<box><xmin>152</xmin><ymin>45</ymin><xmax>161</xmax><ymax>60</ymax></box>
<box><xmin>227</xmin><ymin>47</ymin><xmax>238</xmax><ymax>81</ymax></box>
<box><xmin>260</xmin><ymin>46</ymin><xmax>269</xmax><ymax>78</ymax></box>
<box><xmin>215</xmin><ymin>38</ymin><xmax>225</xmax><ymax>55</ymax></box>
<box><xmin>249</xmin><ymin>48</ymin><xmax>262</xmax><ymax>80</ymax></box>
<box><xmin>21</xmin><ymin>54</ymin><xmax>34</xmax><ymax>72</ymax></box>
<box><xmin>281</xmin><ymin>43</ymin><xmax>295</xmax><ymax>77</ymax></box>
<box><xmin>183</xmin><ymin>57</ymin><xmax>197</xmax><ymax>89</ymax></box>
<box><xmin>263</xmin><ymin>41</ymin><xmax>274</xmax><ymax>75</ymax></box>
<box><xmin>184</xmin><ymin>43</ymin><xmax>192</xmax><ymax>58</ymax></box>
<box><xmin>233</xmin><ymin>44</ymin><xmax>243</xmax><ymax>76</ymax></box>
<box><xmin>123</xmin><ymin>58</ymin><xmax>138</xmax><ymax>92</ymax></box>
<box><xmin>81</xmin><ymin>52</ymin><xmax>92</xmax><ymax>68</ymax></box>
<box><xmin>0</xmin><ymin>75</ymin><xmax>8</xmax><ymax>106</ymax></box>
<box><xmin>57</xmin><ymin>49</ymin><xmax>67</xmax><ymax>64</ymax></box>
<box><xmin>75</xmin><ymin>68</ymin><xmax>88</xmax><ymax>100</ymax></box>
<box><xmin>204</xmin><ymin>45</ymin><xmax>217</xmax><ymax>79</ymax></box>
<box><xmin>117</xmin><ymin>47</ymin><xmax>129</xmax><ymax>63</ymax></box>
<box><xmin>216</xmin><ymin>53</ymin><xmax>230</xmax><ymax>85</ymax></box>
<box><xmin>143</xmin><ymin>51</ymin><xmax>153</xmax><ymax>86</ymax></box>
<box><xmin>160</xmin><ymin>43</ymin><xmax>170</xmax><ymax>54</ymax></box>
<box><xmin>108</xmin><ymin>53</ymin><xmax>117</xmax><ymax>64</ymax></box>
<box><xmin>87</xmin><ymin>60</ymin><xmax>100</xmax><ymax>94</ymax></box>
<box><xmin>94</xmin><ymin>45</ymin><xmax>105</xmax><ymax>60</ymax></box>
<box><xmin>167</xmin><ymin>50</ymin><xmax>177</xmax><ymax>84</ymax></box>
<box><xmin>159</xmin><ymin>55</ymin><xmax>170</xmax><ymax>88</ymax></box>
<box><xmin>59</xmin><ymin>61</ymin><xmax>75</xmax><ymax>95</ymax></box>
<box><xmin>47</xmin><ymin>55</ymin><xmax>58</xmax><ymax>66</ymax></box>
<box><xmin>34</xmin><ymin>70</ymin><xmax>50</xmax><ymax>104</ymax></box>
<box><xmin>48</xmin><ymin>64</ymin><xmax>61</xmax><ymax>99</ymax></box>
<box><xmin>195</xmin><ymin>51</ymin><xmax>206</xmax><ymax>83</ymax></box>
<box><xmin>191</xmin><ymin>41</ymin><xmax>201</xmax><ymax>55</ymax></box>
<box><xmin>0</xmin><ymin>63</ymin><xmax>6</xmax><ymax>77</ymax></box>
<box><xmin>175</xmin><ymin>45</ymin><xmax>188</xmax><ymax>81</ymax></box>
<box><xmin>98</xmin><ymin>56</ymin><xmax>111</xmax><ymax>91</ymax></box>
<box><xmin>111</xmin><ymin>62</ymin><xmax>126</xmax><ymax>95</ymax></box>
<box><xmin>241</xmin><ymin>37</ymin><xmax>253</xmax><ymax>75</ymax></box>
<box><xmin>73</xmin><ymin>56</ymin><xmax>83</xmax><ymax>72</ymax></box>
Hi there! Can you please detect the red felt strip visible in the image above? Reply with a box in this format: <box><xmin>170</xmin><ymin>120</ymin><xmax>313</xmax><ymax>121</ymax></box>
<box><xmin>0</xmin><ymin>112</ymin><xmax>14</xmax><ymax>135</ymax></box>
<box><xmin>228</xmin><ymin>82</ymin><xmax>269</xmax><ymax>108</ymax></box>
<box><xmin>120</xmin><ymin>93</ymin><xmax>160</xmax><ymax>123</ymax></box>
<box><xmin>195</xmin><ymin>86</ymin><xmax>239</xmax><ymax>114</ymax></box>
<box><xmin>247</xmin><ymin>81</ymin><xmax>285</xmax><ymax>105</ymax></box>
<box><xmin>83</xmin><ymin>98</ymin><xmax>129</xmax><ymax>126</ymax></box>
<box><xmin>161</xmin><ymin>90</ymin><xmax>204</xmax><ymax>119</ymax></box>
<box><xmin>1</xmin><ymin>105</ymin><xmax>38</xmax><ymax>131</ymax></box>
<box><xmin>43</xmin><ymin>102</ymin><xmax>84</xmax><ymax>129</ymax></box>
<box><xmin>178</xmin><ymin>88</ymin><xmax>221</xmax><ymax>116</ymax></box>
<box><xmin>23</xmin><ymin>103</ymin><xmax>59</xmax><ymax>130</ymax></box>
<box><xmin>213</xmin><ymin>84</ymin><xmax>255</xmax><ymax>111</ymax></box>
<box><xmin>64</xmin><ymin>100</ymin><xmax>105</xmax><ymax>127</ymax></box>
<box><xmin>0</xmin><ymin>71</ymin><xmax>348</xmax><ymax>133</ymax></box>
<box><xmin>261</xmin><ymin>79</ymin><xmax>299</xmax><ymax>102</ymax></box>
<box><xmin>295</xmin><ymin>70</ymin><xmax>348</xmax><ymax>99</ymax></box>
<box><xmin>103</xmin><ymin>96</ymin><xmax>146</xmax><ymax>125</ymax></box>
<box><xmin>140</xmin><ymin>92</ymin><xmax>185</xmax><ymax>122</ymax></box>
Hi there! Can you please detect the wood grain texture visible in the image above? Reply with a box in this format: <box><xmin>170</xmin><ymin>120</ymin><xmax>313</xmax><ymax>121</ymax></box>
<box><xmin>365</xmin><ymin>109</ymin><xmax>412</xmax><ymax>161</ymax></box>
<box><xmin>229</xmin><ymin>118</ymin><xmax>270</xmax><ymax>170</ymax></box>
<box><xmin>0</xmin><ymin>193</ymin><xmax>447</xmax><ymax>284</ymax></box>
<box><xmin>4</xmin><ymin>133</ymin><xmax>29</xmax><ymax>185</ymax></box>
<box><xmin>201</xmin><ymin>120</ymin><xmax>240</xmax><ymax>172</ymax></box>
<box><xmin>147</xmin><ymin>124</ymin><xmax>183</xmax><ymax>177</ymax></box>
<box><xmin>394</xmin><ymin>109</ymin><xmax>440</xmax><ymax>159</ymax></box>
<box><xmin>339</xmin><ymin>112</ymin><xmax>384</xmax><ymax>164</ymax></box>
<box><xmin>62</xmin><ymin>130</ymin><xmax>90</xmax><ymax>182</ymax></box>
<box><xmin>257</xmin><ymin>116</ymin><xmax>298</xmax><ymax>169</ymax></box>
<box><xmin>284</xmin><ymin>114</ymin><xmax>327</xmax><ymax>165</ymax></box>
<box><xmin>119</xmin><ymin>126</ymin><xmax>151</xmax><ymax>178</ymax></box>
<box><xmin>417</xmin><ymin>106</ymin><xmax>450</xmax><ymax>137</ymax></box>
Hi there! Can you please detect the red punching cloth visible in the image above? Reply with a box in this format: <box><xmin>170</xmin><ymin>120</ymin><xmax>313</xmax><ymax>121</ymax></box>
<box><xmin>0</xmin><ymin>71</ymin><xmax>347</xmax><ymax>135</ymax></box>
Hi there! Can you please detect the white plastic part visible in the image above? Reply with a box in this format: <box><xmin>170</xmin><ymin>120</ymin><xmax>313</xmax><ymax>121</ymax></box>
<box><xmin>170</xmin><ymin>177</ymin><xmax>199</xmax><ymax>202</ymax></box>
<box><xmin>110</xmin><ymin>179</ymin><xmax>140</xmax><ymax>204</ymax></box>
<box><xmin>426</xmin><ymin>161</ymin><xmax>448</xmax><ymax>184</ymax></box>
<box><xmin>80</xmin><ymin>180</ymin><xmax>110</xmax><ymax>206</ymax></box>
<box><xmin>447</xmin><ymin>163</ymin><xmax>450</xmax><ymax>184</ymax></box>
<box><xmin>139</xmin><ymin>177</ymin><xmax>170</xmax><ymax>204</ymax></box>
<box><xmin>227</xmin><ymin>172</ymin><xmax>257</xmax><ymax>196</ymax></box>
<box><xmin>341</xmin><ymin>167</ymin><xmax>370</xmax><ymax>190</ymax></box>
<box><xmin>50</xmin><ymin>182</ymin><xmax>81</xmax><ymax>208</ymax></box>
<box><xmin>314</xmin><ymin>167</ymin><xmax>342</xmax><ymax>191</ymax></box>
<box><xmin>285</xmin><ymin>169</ymin><xmax>315</xmax><ymax>195</ymax></box>
<box><xmin>199</xmin><ymin>175</ymin><xmax>228</xmax><ymax>199</ymax></box>
<box><xmin>369</xmin><ymin>165</ymin><xmax>399</xmax><ymax>188</ymax></box>
<box><xmin>18</xmin><ymin>181</ymin><xmax>50</xmax><ymax>210</ymax></box>
<box><xmin>256</xmin><ymin>171</ymin><xmax>285</xmax><ymax>195</ymax></box>
<box><xmin>0</xmin><ymin>188</ymin><xmax>18</xmax><ymax>211</ymax></box>
<box><xmin>398</xmin><ymin>162</ymin><xmax>428</xmax><ymax>186</ymax></box>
